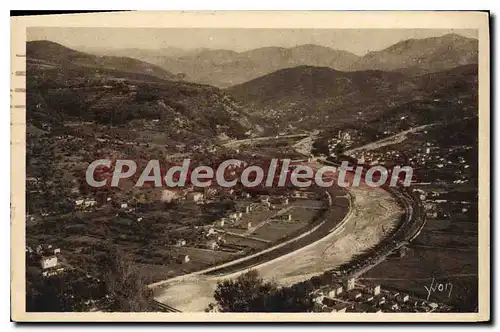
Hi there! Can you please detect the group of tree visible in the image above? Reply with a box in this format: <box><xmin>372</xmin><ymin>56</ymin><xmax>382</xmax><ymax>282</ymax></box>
<box><xmin>26</xmin><ymin>244</ymin><xmax>154</xmax><ymax>312</ymax></box>
<box><xmin>212</xmin><ymin>270</ymin><xmax>314</xmax><ymax>312</ymax></box>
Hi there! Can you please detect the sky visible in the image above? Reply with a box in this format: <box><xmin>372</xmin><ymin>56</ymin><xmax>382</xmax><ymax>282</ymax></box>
<box><xmin>27</xmin><ymin>28</ymin><xmax>478</xmax><ymax>56</ymax></box>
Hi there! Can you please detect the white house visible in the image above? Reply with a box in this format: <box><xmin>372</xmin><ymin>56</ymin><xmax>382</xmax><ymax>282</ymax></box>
<box><xmin>40</xmin><ymin>256</ymin><xmax>58</xmax><ymax>270</ymax></box>
<box><xmin>186</xmin><ymin>192</ymin><xmax>204</xmax><ymax>202</ymax></box>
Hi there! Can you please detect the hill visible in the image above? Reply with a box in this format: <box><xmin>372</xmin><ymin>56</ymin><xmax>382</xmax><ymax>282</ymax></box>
<box><xmin>227</xmin><ymin>64</ymin><xmax>477</xmax><ymax>134</ymax></box>
<box><xmin>351</xmin><ymin>33</ymin><xmax>478</xmax><ymax>75</ymax></box>
<box><xmin>27</xmin><ymin>40</ymin><xmax>176</xmax><ymax>80</ymax></box>
<box><xmin>26</xmin><ymin>39</ymin><xmax>259</xmax><ymax>166</ymax></box>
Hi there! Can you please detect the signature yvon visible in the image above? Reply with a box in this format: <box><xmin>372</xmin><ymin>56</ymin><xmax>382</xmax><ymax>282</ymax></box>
<box><xmin>424</xmin><ymin>278</ymin><xmax>453</xmax><ymax>300</ymax></box>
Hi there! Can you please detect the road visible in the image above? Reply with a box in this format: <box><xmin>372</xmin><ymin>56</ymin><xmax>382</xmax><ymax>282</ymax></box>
<box><xmin>152</xmin><ymin>177</ymin><xmax>404</xmax><ymax>311</ymax></box>
<box><xmin>343</xmin><ymin>124</ymin><xmax>435</xmax><ymax>156</ymax></box>
<box><xmin>151</xmin><ymin>139</ymin><xmax>426</xmax><ymax>312</ymax></box>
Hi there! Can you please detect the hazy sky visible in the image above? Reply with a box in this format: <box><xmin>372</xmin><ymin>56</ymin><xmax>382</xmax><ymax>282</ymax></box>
<box><xmin>27</xmin><ymin>27</ymin><xmax>477</xmax><ymax>56</ymax></box>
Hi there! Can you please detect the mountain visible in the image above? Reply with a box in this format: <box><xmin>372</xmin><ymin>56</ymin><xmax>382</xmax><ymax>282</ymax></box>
<box><xmin>127</xmin><ymin>44</ymin><xmax>361</xmax><ymax>87</ymax></box>
<box><xmin>26</xmin><ymin>40</ymin><xmax>256</xmax><ymax>143</ymax></box>
<box><xmin>227</xmin><ymin>64</ymin><xmax>477</xmax><ymax>134</ymax></box>
<box><xmin>27</xmin><ymin>41</ymin><xmax>176</xmax><ymax>80</ymax></box>
<box><xmin>91</xmin><ymin>34</ymin><xmax>477</xmax><ymax>87</ymax></box>
<box><xmin>350</xmin><ymin>33</ymin><xmax>478</xmax><ymax>75</ymax></box>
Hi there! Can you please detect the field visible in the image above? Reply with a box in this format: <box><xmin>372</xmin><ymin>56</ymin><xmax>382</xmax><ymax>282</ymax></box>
<box><xmin>360</xmin><ymin>185</ymin><xmax>478</xmax><ymax>312</ymax></box>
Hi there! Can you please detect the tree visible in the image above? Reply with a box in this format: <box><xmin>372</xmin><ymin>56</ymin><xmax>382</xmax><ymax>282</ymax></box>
<box><xmin>213</xmin><ymin>270</ymin><xmax>314</xmax><ymax>312</ymax></box>
<box><xmin>98</xmin><ymin>245</ymin><xmax>154</xmax><ymax>312</ymax></box>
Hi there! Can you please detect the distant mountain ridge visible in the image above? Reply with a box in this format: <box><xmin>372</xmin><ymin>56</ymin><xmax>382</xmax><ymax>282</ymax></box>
<box><xmin>85</xmin><ymin>33</ymin><xmax>478</xmax><ymax>87</ymax></box>
<box><xmin>351</xmin><ymin>33</ymin><xmax>478</xmax><ymax>75</ymax></box>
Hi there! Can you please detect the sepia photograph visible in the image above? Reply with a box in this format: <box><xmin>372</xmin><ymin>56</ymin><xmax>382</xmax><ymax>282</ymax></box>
<box><xmin>10</xmin><ymin>11</ymin><xmax>490</xmax><ymax>322</ymax></box>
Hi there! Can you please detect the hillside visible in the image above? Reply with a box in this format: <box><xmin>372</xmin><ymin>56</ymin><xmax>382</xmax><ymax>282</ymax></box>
<box><xmin>27</xmin><ymin>40</ymin><xmax>176</xmax><ymax>80</ymax></box>
<box><xmin>227</xmin><ymin>64</ymin><xmax>477</xmax><ymax>135</ymax></box>
<box><xmin>26</xmin><ymin>40</ymin><xmax>261</xmax><ymax>218</ymax></box>
<box><xmin>351</xmin><ymin>33</ymin><xmax>478</xmax><ymax>75</ymax></box>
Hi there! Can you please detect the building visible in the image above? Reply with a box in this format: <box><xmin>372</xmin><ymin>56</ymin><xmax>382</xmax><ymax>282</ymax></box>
<box><xmin>42</xmin><ymin>266</ymin><xmax>65</xmax><ymax>277</ymax></box>
<box><xmin>187</xmin><ymin>192</ymin><xmax>204</xmax><ymax>202</ymax></box>
<box><xmin>397</xmin><ymin>294</ymin><xmax>410</xmax><ymax>303</ymax></box>
<box><xmin>247</xmin><ymin>221</ymin><xmax>252</xmax><ymax>230</ymax></box>
<box><xmin>208</xmin><ymin>241</ymin><xmax>220</xmax><ymax>250</ymax></box>
<box><xmin>176</xmin><ymin>239</ymin><xmax>186</xmax><ymax>247</ymax></box>
<box><xmin>183</xmin><ymin>255</ymin><xmax>190</xmax><ymax>263</ymax></box>
<box><xmin>53</xmin><ymin>248</ymin><xmax>61</xmax><ymax>255</ymax></box>
<box><xmin>368</xmin><ymin>284</ymin><xmax>381</xmax><ymax>296</ymax></box>
<box><xmin>120</xmin><ymin>203</ymin><xmax>128</xmax><ymax>209</ymax></box>
<box><xmin>275</xmin><ymin>214</ymin><xmax>292</xmax><ymax>222</ymax></box>
<box><xmin>333</xmin><ymin>284</ymin><xmax>343</xmax><ymax>296</ymax></box>
<box><xmin>344</xmin><ymin>277</ymin><xmax>356</xmax><ymax>291</ymax></box>
<box><xmin>84</xmin><ymin>200</ymin><xmax>97</xmax><ymax>208</ymax></box>
<box><xmin>349</xmin><ymin>291</ymin><xmax>362</xmax><ymax>301</ymax></box>
<box><xmin>40</xmin><ymin>255</ymin><xmax>58</xmax><ymax>270</ymax></box>
<box><xmin>161</xmin><ymin>189</ymin><xmax>180</xmax><ymax>202</ymax></box>
<box><xmin>206</xmin><ymin>228</ymin><xmax>216</xmax><ymax>237</ymax></box>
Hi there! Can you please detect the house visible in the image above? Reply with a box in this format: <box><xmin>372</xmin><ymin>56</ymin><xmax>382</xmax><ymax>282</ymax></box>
<box><xmin>187</xmin><ymin>192</ymin><xmax>204</xmax><ymax>202</ymax></box>
<box><xmin>275</xmin><ymin>214</ymin><xmax>292</xmax><ymax>222</ymax></box>
<box><xmin>242</xmin><ymin>205</ymin><xmax>252</xmax><ymax>214</ymax></box>
<box><xmin>349</xmin><ymin>291</ymin><xmax>362</xmax><ymax>301</ymax></box>
<box><xmin>361</xmin><ymin>294</ymin><xmax>374</xmax><ymax>303</ymax></box>
<box><xmin>84</xmin><ymin>200</ymin><xmax>97</xmax><ymax>208</ymax></box>
<box><xmin>314</xmin><ymin>295</ymin><xmax>325</xmax><ymax>304</ymax></box>
<box><xmin>332</xmin><ymin>284</ymin><xmax>343</xmax><ymax>296</ymax></box>
<box><xmin>53</xmin><ymin>248</ymin><xmax>61</xmax><ymax>255</ymax></box>
<box><xmin>344</xmin><ymin>277</ymin><xmax>356</xmax><ymax>291</ymax></box>
<box><xmin>176</xmin><ymin>239</ymin><xmax>186</xmax><ymax>247</ymax></box>
<box><xmin>42</xmin><ymin>266</ymin><xmax>65</xmax><ymax>277</ymax></box>
<box><xmin>208</xmin><ymin>241</ymin><xmax>219</xmax><ymax>250</ymax></box>
<box><xmin>40</xmin><ymin>256</ymin><xmax>58</xmax><ymax>270</ymax></box>
<box><xmin>120</xmin><ymin>203</ymin><xmax>128</xmax><ymax>209</ymax></box>
<box><xmin>260</xmin><ymin>196</ymin><xmax>270</xmax><ymax>203</ymax></box>
<box><xmin>368</xmin><ymin>284</ymin><xmax>381</xmax><ymax>296</ymax></box>
<box><xmin>397</xmin><ymin>294</ymin><xmax>410</xmax><ymax>303</ymax></box>
<box><xmin>161</xmin><ymin>189</ymin><xmax>180</xmax><ymax>202</ymax></box>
